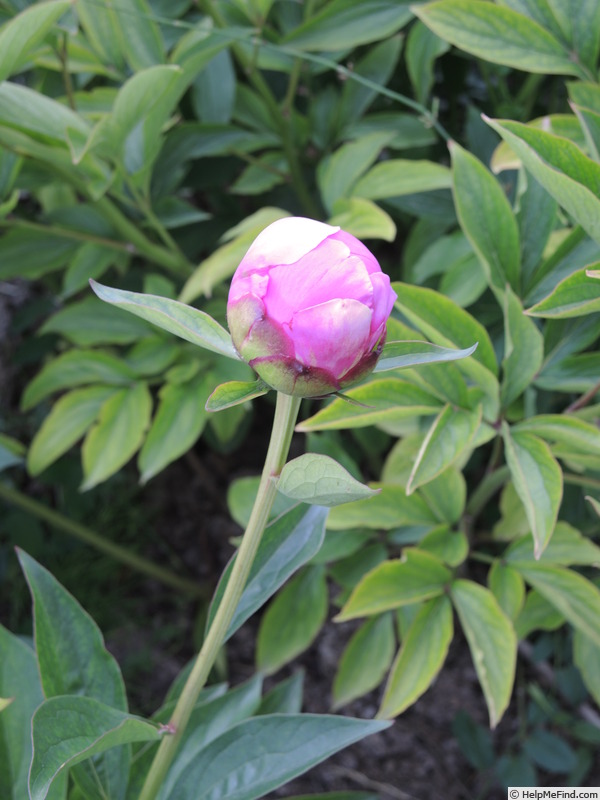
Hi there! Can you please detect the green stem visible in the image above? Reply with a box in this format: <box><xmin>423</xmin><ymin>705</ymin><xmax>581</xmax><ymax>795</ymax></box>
<box><xmin>58</xmin><ymin>33</ymin><xmax>76</xmax><ymax>111</ymax></box>
<box><xmin>92</xmin><ymin>196</ymin><xmax>193</xmax><ymax>276</ymax></box>
<box><xmin>565</xmin><ymin>378</ymin><xmax>600</xmax><ymax>413</ymax></box>
<box><xmin>564</xmin><ymin>473</ymin><xmax>600</xmax><ymax>491</ymax></box>
<box><xmin>0</xmin><ymin>482</ymin><xmax>202</xmax><ymax>598</ymax></box>
<box><xmin>138</xmin><ymin>392</ymin><xmax>302</xmax><ymax>800</ymax></box>
<box><xmin>0</xmin><ymin>217</ymin><xmax>134</xmax><ymax>255</ymax></box>
<box><xmin>466</xmin><ymin>465</ymin><xmax>510</xmax><ymax>518</ymax></box>
<box><xmin>124</xmin><ymin>177</ymin><xmax>191</xmax><ymax>265</ymax></box>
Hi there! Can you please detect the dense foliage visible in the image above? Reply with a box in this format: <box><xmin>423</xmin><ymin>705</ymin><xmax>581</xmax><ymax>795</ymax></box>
<box><xmin>1</xmin><ymin>0</ymin><xmax>600</xmax><ymax>797</ymax></box>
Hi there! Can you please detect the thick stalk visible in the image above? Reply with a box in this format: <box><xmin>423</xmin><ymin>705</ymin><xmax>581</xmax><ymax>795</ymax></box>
<box><xmin>139</xmin><ymin>392</ymin><xmax>302</xmax><ymax>800</ymax></box>
<box><xmin>0</xmin><ymin>483</ymin><xmax>202</xmax><ymax>597</ymax></box>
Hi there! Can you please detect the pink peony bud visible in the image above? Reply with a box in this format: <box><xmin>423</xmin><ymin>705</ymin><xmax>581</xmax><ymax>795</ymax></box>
<box><xmin>227</xmin><ymin>217</ymin><xmax>397</xmax><ymax>397</ymax></box>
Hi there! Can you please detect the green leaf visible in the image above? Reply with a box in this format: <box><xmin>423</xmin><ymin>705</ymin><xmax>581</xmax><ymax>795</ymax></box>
<box><xmin>0</xmin><ymin>433</ymin><xmax>25</xmax><ymax>472</ymax></box>
<box><xmin>138</xmin><ymin>374</ymin><xmax>213</xmax><ymax>484</ymax></box>
<box><xmin>353</xmin><ymin>159</ymin><xmax>452</xmax><ymax>200</ymax></box>
<box><xmin>335</xmin><ymin>37</ymin><xmax>403</xmax><ymax>135</ymax></box>
<box><xmin>208</xmin><ymin>505</ymin><xmax>328</xmax><ymax>641</ymax></box>
<box><xmin>27</xmin><ymin>386</ymin><xmax>117</xmax><ymax>476</ymax></box>
<box><xmin>527</xmin><ymin>266</ymin><xmax>600</xmax><ymax>318</ymax></box>
<box><xmin>21</xmin><ymin>349</ymin><xmax>136</xmax><ymax>411</ymax></box>
<box><xmin>277</xmin><ymin>454</ymin><xmax>378</xmax><ymax>507</ymax></box>
<box><xmin>0</xmin><ymin>625</ymin><xmax>44</xmax><ymax>799</ymax></box>
<box><xmin>282</xmin><ymin>0</ymin><xmax>411</xmax><ymax>50</ymax></box>
<box><xmin>317</xmin><ymin>132</ymin><xmax>394</xmax><ymax>213</ymax></box>
<box><xmin>258</xmin><ymin>673</ymin><xmax>304</xmax><ymax>716</ymax></box>
<box><xmin>226</xmin><ymin>475</ymin><xmax>297</xmax><ymax>529</ymax></box>
<box><xmin>0</xmin><ymin>0</ymin><xmax>71</xmax><ymax>82</ymax></box>
<box><xmin>420</xmin><ymin>524</ymin><xmax>468</xmax><ymax>565</ymax></box>
<box><xmin>192</xmin><ymin>49</ymin><xmax>236</xmax><ymax>124</ymax></box>
<box><xmin>62</xmin><ymin>243</ymin><xmax>120</xmax><ymax>299</ymax></box>
<box><xmin>76</xmin><ymin>0</ymin><xmax>125</xmax><ymax>70</ymax></box>
<box><xmin>514</xmin><ymin>588</ymin><xmax>565</xmax><ymax>639</ymax></box>
<box><xmin>17</xmin><ymin>550</ymin><xmax>126</xmax><ymax>706</ymax></box>
<box><xmin>256</xmin><ymin>565</ymin><xmax>328</xmax><ymax>674</ymax></box>
<box><xmin>327</xmin><ymin>484</ymin><xmax>438</xmax><ymax>531</ymax></box>
<box><xmin>97</xmin><ymin>65</ymin><xmax>181</xmax><ymax>177</ymax></box>
<box><xmin>336</xmin><ymin>549</ymin><xmax>451</xmax><ymax>621</ymax></box>
<box><xmin>523</xmin><ymin>728</ymin><xmax>577</xmax><ymax>774</ymax></box>
<box><xmin>297</xmin><ymin>378</ymin><xmax>443</xmax><ymax>432</ymax></box>
<box><xmin>414</xmin><ymin>0</ymin><xmax>582</xmax><ymax>76</ymax></box>
<box><xmin>573</xmin><ymin>630</ymin><xmax>600</xmax><ymax>707</ymax></box>
<box><xmin>205</xmin><ymin>378</ymin><xmax>269</xmax><ymax>411</ymax></box>
<box><xmin>230</xmin><ymin>151</ymin><xmax>287</xmax><ymax>195</ymax></box>
<box><xmin>501</xmin><ymin>424</ymin><xmax>563</xmax><ymax>558</ymax></box>
<box><xmin>535</xmin><ymin>352</ymin><xmax>600</xmax><ymax>393</ymax></box>
<box><xmin>511</xmin><ymin>564</ymin><xmax>600</xmax><ymax>647</ymax></box>
<box><xmin>406</xmin><ymin>20</ymin><xmax>450</xmax><ymax>104</ymax></box>
<box><xmin>333</xmin><ymin>614</ymin><xmax>395</xmax><ymax>709</ymax></box>
<box><xmin>158</xmin><ymin>679</ymin><xmax>263</xmax><ymax>800</ymax></box>
<box><xmin>379</xmin><ymin>595</ymin><xmax>453</xmax><ymax>717</ymax></box>
<box><xmin>450</xmin><ymin>579</ymin><xmax>517</xmax><ymax>727</ymax></box>
<box><xmin>0</xmin><ymin>81</ymin><xmax>90</xmax><ymax>146</ymax></box>
<box><xmin>111</xmin><ymin>0</ymin><xmax>165</xmax><ymax>71</ymax></box>
<box><xmin>500</xmin><ymin>287</ymin><xmax>544</xmax><ymax>409</ymax></box>
<box><xmin>488</xmin><ymin>562</ymin><xmax>525</xmax><ymax>620</ymax></box>
<box><xmin>450</xmin><ymin>141</ymin><xmax>520</xmax><ymax>293</ymax></box>
<box><xmin>40</xmin><ymin>297</ymin><xmax>152</xmax><ymax>346</ymax></box>
<box><xmin>586</xmin><ymin>496</ymin><xmax>600</xmax><ymax>517</ymax></box>
<box><xmin>392</xmin><ymin>282</ymin><xmax>498</xmax><ymax>375</ymax></box>
<box><xmin>484</xmin><ymin>117</ymin><xmax>600</xmax><ymax>246</ymax></box>
<box><xmin>329</xmin><ymin>543</ymin><xmax>388</xmax><ymax>591</ymax></box>
<box><xmin>506</xmin><ymin>522</ymin><xmax>600</xmax><ymax>566</ymax></box>
<box><xmin>163</xmin><ymin>713</ymin><xmax>390</xmax><ymax>800</ymax></box>
<box><xmin>374</xmin><ymin>340</ymin><xmax>478</xmax><ymax>372</ymax></box>
<box><xmin>81</xmin><ymin>383</ymin><xmax>152</xmax><ymax>490</ymax></box>
<box><xmin>328</xmin><ymin>197</ymin><xmax>397</xmax><ymax>243</ymax></box>
<box><xmin>90</xmin><ymin>281</ymin><xmax>239</xmax><ymax>359</ymax></box>
<box><xmin>18</xmin><ymin>550</ymin><xmax>131</xmax><ymax>800</ymax></box>
<box><xmin>29</xmin><ymin>696</ymin><xmax>160</xmax><ymax>800</ymax></box>
<box><xmin>0</xmin><ymin>228</ymin><xmax>79</xmax><ymax>281</ymax></box>
<box><xmin>406</xmin><ymin>404</ymin><xmax>481</xmax><ymax>494</ymax></box>
<box><xmin>512</xmin><ymin>414</ymin><xmax>600</xmax><ymax>457</ymax></box>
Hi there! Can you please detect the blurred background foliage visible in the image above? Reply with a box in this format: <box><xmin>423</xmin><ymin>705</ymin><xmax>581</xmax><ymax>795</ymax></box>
<box><xmin>1</xmin><ymin>0</ymin><xmax>600</xmax><ymax>795</ymax></box>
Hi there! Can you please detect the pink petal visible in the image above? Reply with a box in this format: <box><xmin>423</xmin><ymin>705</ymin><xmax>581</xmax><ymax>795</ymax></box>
<box><xmin>369</xmin><ymin>271</ymin><xmax>397</xmax><ymax>335</ymax></box>
<box><xmin>265</xmin><ymin>240</ymin><xmax>372</xmax><ymax>325</ymax></box>
<box><xmin>290</xmin><ymin>298</ymin><xmax>372</xmax><ymax>378</ymax></box>
<box><xmin>330</xmin><ymin>230</ymin><xmax>381</xmax><ymax>274</ymax></box>
<box><xmin>228</xmin><ymin>271</ymin><xmax>269</xmax><ymax>305</ymax></box>
<box><xmin>237</xmin><ymin>217</ymin><xmax>339</xmax><ymax>274</ymax></box>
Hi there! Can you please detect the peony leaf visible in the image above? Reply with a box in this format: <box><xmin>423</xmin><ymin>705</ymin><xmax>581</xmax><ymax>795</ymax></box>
<box><xmin>450</xmin><ymin>579</ymin><xmax>517</xmax><ymax>727</ymax></box>
<box><xmin>90</xmin><ymin>281</ymin><xmax>239</xmax><ymax>359</ymax></box>
<box><xmin>379</xmin><ymin>595</ymin><xmax>453</xmax><ymax>718</ymax></box>
<box><xmin>336</xmin><ymin>549</ymin><xmax>451</xmax><ymax>621</ymax></box>
<box><xmin>206</xmin><ymin>378</ymin><xmax>269</xmax><ymax>412</ymax></box>
<box><xmin>501</xmin><ymin>423</ymin><xmax>563</xmax><ymax>558</ymax></box>
<box><xmin>29</xmin><ymin>697</ymin><xmax>160</xmax><ymax>800</ymax></box>
<box><xmin>374</xmin><ymin>340</ymin><xmax>478</xmax><ymax>372</ymax></box>
<box><xmin>526</xmin><ymin>266</ymin><xmax>600</xmax><ymax>318</ymax></box>
<box><xmin>277</xmin><ymin>454</ymin><xmax>379</xmax><ymax>507</ymax></box>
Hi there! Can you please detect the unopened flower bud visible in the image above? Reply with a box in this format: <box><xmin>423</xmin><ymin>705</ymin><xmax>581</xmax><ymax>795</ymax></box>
<box><xmin>227</xmin><ymin>217</ymin><xmax>397</xmax><ymax>397</ymax></box>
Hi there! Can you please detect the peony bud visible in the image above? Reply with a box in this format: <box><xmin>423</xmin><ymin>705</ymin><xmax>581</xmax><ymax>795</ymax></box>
<box><xmin>227</xmin><ymin>217</ymin><xmax>397</xmax><ymax>397</ymax></box>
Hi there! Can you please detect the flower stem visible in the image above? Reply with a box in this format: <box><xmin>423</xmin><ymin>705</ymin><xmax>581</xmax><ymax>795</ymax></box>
<box><xmin>138</xmin><ymin>392</ymin><xmax>302</xmax><ymax>800</ymax></box>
